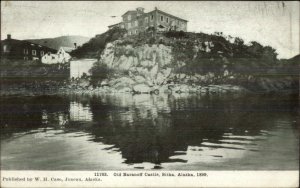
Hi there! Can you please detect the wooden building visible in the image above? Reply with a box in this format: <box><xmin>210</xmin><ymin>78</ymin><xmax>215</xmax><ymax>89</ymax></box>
<box><xmin>1</xmin><ymin>34</ymin><xmax>57</xmax><ymax>60</ymax></box>
<box><xmin>108</xmin><ymin>7</ymin><xmax>188</xmax><ymax>36</ymax></box>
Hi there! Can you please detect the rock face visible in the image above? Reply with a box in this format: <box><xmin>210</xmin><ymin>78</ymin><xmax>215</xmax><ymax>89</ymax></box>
<box><xmin>101</xmin><ymin>41</ymin><xmax>172</xmax><ymax>76</ymax></box>
<box><xmin>133</xmin><ymin>84</ymin><xmax>151</xmax><ymax>93</ymax></box>
<box><xmin>98</xmin><ymin>41</ymin><xmax>176</xmax><ymax>93</ymax></box>
<box><xmin>92</xmin><ymin>40</ymin><xmax>247</xmax><ymax>94</ymax></box>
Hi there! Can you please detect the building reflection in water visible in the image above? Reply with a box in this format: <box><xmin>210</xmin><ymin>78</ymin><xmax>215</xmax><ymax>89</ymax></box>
<box><xmin>41</xmin><ymin>111</ymin><xmax>69</xmax><ymax>127</ymax></box>
<box><xmin>69</xmin><ymin>102</ymin><xmax>93</xmax><ymax>122</ymax></box>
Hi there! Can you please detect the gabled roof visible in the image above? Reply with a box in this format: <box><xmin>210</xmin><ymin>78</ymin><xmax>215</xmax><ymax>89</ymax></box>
<box><xmin>1</xmin><ymin>38</ymin><xmax>57</xmax><ymax>51</ymax></box>
<box><xmin>122</xmin><ymin>10</ymin><xmax>137</xmax><ymax>17</ymax></box>
<box><xmin>108</xmin><ymin>22</ymin><xmax>122</xmax><ymax>28</ymax></box>
<box><xmin>59</xmin><ymin>46</ymin><xmax>75</xmax><ymax>53</ymax></box>
<box><xmin>148</xmin><ymin>9</ymin><xmax>188</xmax><ymax>22</ymax></box>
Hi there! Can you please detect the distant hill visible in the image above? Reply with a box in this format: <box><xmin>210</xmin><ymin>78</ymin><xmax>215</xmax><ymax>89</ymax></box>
<box><xmin>26</xmin><ymin>35</ymin><xmax>90</xmax><ymax>50</ymax></box>
<box><xmin>287</xmin><ymin>54</ymin><xmax>300</xmax><ymax>64</ymax></box>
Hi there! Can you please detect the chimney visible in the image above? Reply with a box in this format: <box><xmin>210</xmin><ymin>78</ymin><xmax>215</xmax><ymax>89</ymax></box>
<box><xmin>74</xmin><ymin>43</ymin><xmax>77</xmax><ymax>49</ymax></box>
<box><xmin>7</xmin><ymin>34</ymin><xmax>11</xmax><ymax>40</ymax></box>
<box><xmin>155</xmin><ymin>7</ymin><xmax>158</xmax><ymax>10</ymax></box>
<box><xmin>136</xmin><ymin>7</ymin><xmax>144</xmax><ymax>13</ymax></box>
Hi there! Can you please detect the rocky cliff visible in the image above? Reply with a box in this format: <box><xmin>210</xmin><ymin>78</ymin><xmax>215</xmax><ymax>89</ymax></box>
<box><xmin>89</xmin><ymin>40</ymin><xmax>245</xmax><ymax>94</ymax></box>
<box><xmin>73</xmin><ymin>29</ymin><xmax>298</xmax><ymax>94</ymax></box>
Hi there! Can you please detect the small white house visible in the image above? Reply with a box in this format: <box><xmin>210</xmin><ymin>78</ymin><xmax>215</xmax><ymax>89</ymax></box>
<box><xmin>41</xmin><ymin>47</ymin><xmax>71</xmax><ymax>64</ymax></box>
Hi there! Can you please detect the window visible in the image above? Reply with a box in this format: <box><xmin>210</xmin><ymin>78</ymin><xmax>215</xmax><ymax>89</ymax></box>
<box><xmin>145</xmin><ymin>17</ymin><xmax>148</xmax><ymax>23</ymax></box>
<box><xmin>160</xmin><ymin>15</ymin><xmax>164</xmax><ymax>21</ymax></box>
<box><xmin>128</xmin><ymin>22</ymin><xmax>131</xmax><ymax>28</ymax></box>
<box><xmin>166</xmin><ymin>17</ymin><xmax>169</xmax><ymax>23</ymax></box>
<box><xmin>135</xmin><ymin>30</ymin><xmax>138</xmax><ymax>34</ymax></box>
<box><xmin>151</xmin><ymin>15</ymin><xmax>154</xmax><ymax>21</ymax></box>
<box><xmin>3</xmin><ymin>45</ymin><xmax>8</xmax><ymax>52</ymax></box>
<box><xmin>135</xmin><ymin>20</ymin><xmax>138</xmax><ymax>27</ymax></box>
<box><xmin>40</xmin><ymin>51</ymin><xmax>44</xmax><ymax>56</ymax></box>
<box><xmin>24</xmin><ymin>49</ymin><xmax>28</xmax><ymax>54</ymax></box>
<box><xmin>180</xmin><ymin>22</ymin><xmax>184</xmax><ymax>28</ymax></box>
<box><xmin>24</xmin><ymin>57</ymin><xmax>28</xmax><ymax>60</ymax></box>
<box><xmin>128</xmin><ymin>15</ymin><xmax>131</xmax><ymax>21</ymax></box>
<box><xmin>32</xmin><ymin>50</ymin><xmax>36</xmax><ymax>56</ymax></box>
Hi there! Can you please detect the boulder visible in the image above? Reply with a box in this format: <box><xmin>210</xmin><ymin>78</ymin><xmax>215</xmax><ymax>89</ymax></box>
<box><xmin>199</xmin><ymin>87</ymin><xmax>209</xmax><ymax>93</ymax></box>
<box><xmin>134</xmin><ymin>75</ymin><xmax>146</xmax><ymax>84</ymax></box>
<box><xmin>118</xmin><ymin>56</ymin><xmax>133</xmax><ymax>70</ymax></box>
<box><xmin>133</xmin><ymin>57</ymin><xmax>139</xmax><ymax>66</ymax></box>
<box><xmin>145</xmin><ymin>78</ymin><xmax>154</xmax><ymax>87</ymax></box>
<box><xmin>136</xmin><ymin>67</ymin><xmax>151</xmax><ymax>78</ymax></box>
<box><xmin>156</xmin><ymin>72</ymin><xmax>166</xmax><ymax>85</ymax></box>
<box><xmin>231</xmin><ymin>85</ymin><xmax>244</xmax><ymax>92</ymax></box>
<box><xmin>133</xmin><ymin>84</ymin><xmax>151</xmax><ymax>93</ymax></box>
<box><xmin>179</xmin><ymin>84</ymin><xmax>190</xmax><ymax>93</ymax></box>
<box><xmin>208</xmin><ymin>86</ymin><xmax>218</xmax><ymax>93</ymax></box>
<box><xmin>189</xmin><ymin>85</ymin><xmax>198</xmax><ymax>93</ymax></box>
<box><xmin>109</xmin><ymin>77</ymin><xmax>135</xmax><ymax>88</ymax></box>
<box><xmin>100</xmin><ymin>79</ymin><xmax>109</xmax><ymax>86</ymax></box>
<box><xmin>159</xmin><ymin>85</ymin><xmax>172</xmax><ymax>94</ymax></box>
<box><xmin>117</xmin><ymin>87</ymin><xmax>132</xmax><ymax>93</ymax></box>
<box><xmin>208</xmin><ymin>72</ymin><xmax>215</xmax><ymax>78</ymax></box>
<box><xmin>140</xmin><ymin>60</ymin><xmax>152</xmax><ymax>67</ymax></box>
<box><xmin>179</xmin><ymin>73</ymin><xmax>187</xmax><ymax>79</ymax></box>
<box><xmin>150</xmin><ymin>85</ymin><xmax>160</xmax><ymax>94</ymax></box>
<box><xmin>161</xmin><ymin>68</ymin><xmax>172</xmax><ymax>78</ymax></box>
<box><xmin>78</xmin><ymin>79</ymin><xmax>89</xmax><ymax>88</ymax></box>
<box><xmin>172</xmin><ymin>85</ymin><xmax>180</xmax><ymax>93</ymax></box>
<box><xmin>224</xmin><ymin>70</ymin><xmax>229</xmax><ymax>76</ymax></box>
<box><xmin>150</xmin><ymin>64</ymin><xmax>159</xmax><ymax>79</ymax></box>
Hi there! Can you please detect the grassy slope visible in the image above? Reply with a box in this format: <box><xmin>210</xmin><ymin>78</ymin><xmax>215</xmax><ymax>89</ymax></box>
<box><xmin>70</xmin><ymin>28</ymin><xmax>127</xmax><ymax>58</ymax></box>
<box><xmin>0</xmin><ymin>58</ymin><xmax>70</xmax><ymax>95</ymax></box>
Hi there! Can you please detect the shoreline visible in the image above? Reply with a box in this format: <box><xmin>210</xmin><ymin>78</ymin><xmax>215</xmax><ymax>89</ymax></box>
<box><xmin>1</xmin><ymin>83</ymin><xmax>298</xmax><ymax>98</ymax></box>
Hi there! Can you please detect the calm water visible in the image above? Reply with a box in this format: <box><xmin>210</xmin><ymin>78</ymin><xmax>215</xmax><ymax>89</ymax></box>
<box><xmin>1</xmin><ymin>93</ymin><xmax>299</xmax><ymax>170</ymax></box>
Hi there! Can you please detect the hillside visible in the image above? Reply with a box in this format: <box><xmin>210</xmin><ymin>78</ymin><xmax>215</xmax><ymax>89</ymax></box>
<box><xmin>70</xmin><ymin>28</ymin><xmax>299</xmax><ymax>94</ymax></box>
<box><xmin>70</xmin><ymin>28</ymin><xmax>127</xmax><ymax>58</ymax></box>
<box><xmin>26</xmin><ymin>35</ymin><xmax>90</xmax><ymax>50</ymax></box>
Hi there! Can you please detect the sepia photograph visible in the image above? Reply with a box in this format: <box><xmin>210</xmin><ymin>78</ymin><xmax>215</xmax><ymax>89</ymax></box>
<box><xmin>1</xmin><ymin>1</ymin><xmax>299</xmax><ymax>187</ymax></box>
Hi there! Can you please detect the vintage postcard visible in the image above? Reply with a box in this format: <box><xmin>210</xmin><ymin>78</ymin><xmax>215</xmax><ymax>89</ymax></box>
<box><xmin>1</xmin><ymin>1</ymin><xmax>299</xmax><ymax>187</ymax></box>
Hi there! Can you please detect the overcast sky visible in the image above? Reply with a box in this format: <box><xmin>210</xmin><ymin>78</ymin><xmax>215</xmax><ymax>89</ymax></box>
<box><xmin>1</xmin><ymin>1</ymin><xmax>299</xmax><ymax>59</ymax></box>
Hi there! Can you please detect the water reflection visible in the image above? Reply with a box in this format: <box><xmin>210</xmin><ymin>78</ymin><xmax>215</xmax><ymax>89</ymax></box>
<box><xmin>70</xmin><ymin>102</ymin><xmax>93</xmax><ymax>122</ymax></box>
<box><xmin>0</xmin><ymin>93</ymin><xmax>299</xmax><ymax>170</ymax></box>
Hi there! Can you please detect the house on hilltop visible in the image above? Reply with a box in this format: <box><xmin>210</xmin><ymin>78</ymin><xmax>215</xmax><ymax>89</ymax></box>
<box><xmin>1</xmin><ymin>34</ymin><xmax>57</xmax><ymax>60</ymax></box>
<box><xmin>108</xmin><ymin>7</ymin><xmax>188</xmax><ymax>35</ymax></box>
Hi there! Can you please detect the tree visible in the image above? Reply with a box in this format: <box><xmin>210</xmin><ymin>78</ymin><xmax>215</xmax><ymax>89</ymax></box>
<box><xmin>247</xmin><ymin>41</ymin><xmax>263</xmax><ymax>58</ymax></box>
<box><xmin>261</xmin><ymin>46</ymin><xmax>278</xmax><ymax>64</ymax></box>
<box><xmin>89</xmin><ymin>62</ymin><xmax>111</xmax><ymax>86</ymax></box>
<box><xmin>234</xmin><ymin>37</ymin><xmax>244</xmax><ymax>46</ymax></box>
